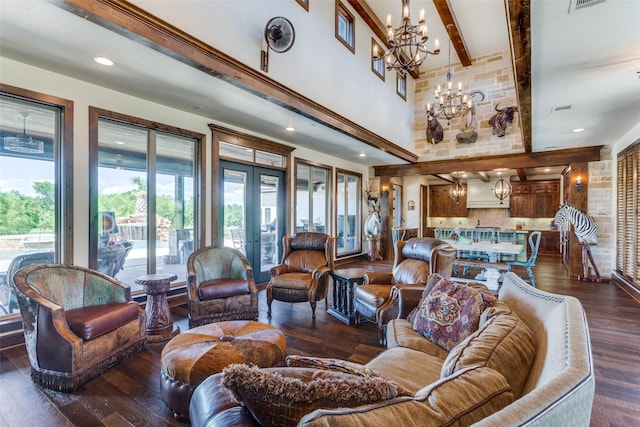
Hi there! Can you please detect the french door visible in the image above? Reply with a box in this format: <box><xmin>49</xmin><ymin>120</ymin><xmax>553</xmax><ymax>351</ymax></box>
<box><xmin>220</xmin><ymin>161</ymin><xmax>285</xmax><ymax>283</ymax></box>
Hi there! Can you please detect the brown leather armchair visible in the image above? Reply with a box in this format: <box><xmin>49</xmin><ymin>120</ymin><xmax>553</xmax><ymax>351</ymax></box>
<box><xmin>267</xmin><ymin>232</ymin><xmax>334</xmax><ymax>320</ymax></box>
<box><xmin>12</xmin><ymin>264</ymin><xmax>146</xmax><ymax>392</ymax></box>
<box><xmin>187</xmin><ymin>246</ymin><xmax>258</xmax><ymax>328</ymax></box>
<box><xmin>354</xmin><ymin>237</ymin><xmax>456</xmax><ymax>344</ymax></box>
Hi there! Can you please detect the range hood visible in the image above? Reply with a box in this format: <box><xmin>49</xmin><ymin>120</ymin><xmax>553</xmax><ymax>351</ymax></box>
<box><xmin>466</xmin><ymin>180</ymin><xmax>510</xmax><ymax>208</ymax></box>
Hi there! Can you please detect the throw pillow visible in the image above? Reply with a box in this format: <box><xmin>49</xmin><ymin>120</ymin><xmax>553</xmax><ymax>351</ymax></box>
<box><xmin>406</xmin><ymin>273</ymin><xmax>446</xmax><ymax>324</ymax></box>
<box><xmin>222</xmin><ymin>364</ymin><xmax>401</xmax><ymax>427</ymax></box>
<box><xmin>413</xmin><ymin>278</ymin><xmax>496</xmax><ymax>351</ymax></box>
<box><xmin>286</xmin><ymin>355</ymin><xmax>412</xmax><ymax>396</ymax></box>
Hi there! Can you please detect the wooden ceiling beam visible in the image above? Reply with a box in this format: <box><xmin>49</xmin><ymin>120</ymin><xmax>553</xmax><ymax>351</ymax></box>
<box><xmin>433</xmin><ymin>0</ymin><xmax>472</xmax><ymax>67</ymax></box>
<box><xmin>516</xmin><ymin>168</ymin><xmax>527</xmax><ymax>181</ymax></box>
<box><xmin>506</xmin><ymin>0</ymin><xmax>532</xmax><ymax>153</ymax></box>
<box><xmin>373</xmin><ymin>146</ymin><xmax>603</xmax><ymax>177</ymax></box>
<box><xmin>347</xmin><ymin>0</ymin><xmax>420</xmax><ymax>79</ymax></box>
<box><xmin>475</xmin><ymin>171</ymin><xmax>490</xmax><ymax>182</ymax></box>
<box><xmin>433</xmin><ymin>174</ymin><xmax>455</xmax><ymax>183</ymax></box>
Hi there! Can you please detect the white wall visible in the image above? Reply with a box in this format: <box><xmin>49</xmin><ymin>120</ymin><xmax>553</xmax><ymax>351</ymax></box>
<box><xmin>0</xmin><ymin>56</ymin><xmax>368</xmax><ymax>264</ymax></box>
<box><xmin>130</xmin><ymin>0</ymin><xmax>415</xmax><ymax>150</ymax></box>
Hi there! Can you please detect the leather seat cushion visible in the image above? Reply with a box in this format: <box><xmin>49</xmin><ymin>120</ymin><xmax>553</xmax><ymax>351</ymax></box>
<box><xmin>355</xmin><ymin>284</ymin><xmax>392</xmax><ymax>308</ymax></box>
<box><xmin>199</xmin><ymin>278</ymin><xmax>250</xmax><ymax>300</ymax></box>
<box><xmin>271</xmin><ymin>272</ymin><xmax>312</xmax><ymax>290</ymax></box>
<box><xmin>65</xmin><ymin>301</ymin><xmax>140</xmax><ymax>341</ymax></box>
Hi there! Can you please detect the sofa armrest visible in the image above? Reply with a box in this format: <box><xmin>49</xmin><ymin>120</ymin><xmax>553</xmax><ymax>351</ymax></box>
<box><xmin>364</xmin><ymin>272</ymin><xmax>393</xmax><ymax>285</ymax></box>
<box><xmin>269</xmin><ymin>264</ymin><xmax>289</xmax><ymax>277</ymax></box>
<box><xmin>396</xmin><ymin>285</ymin><xmax>426</xmax><ymax>319</ymax></box>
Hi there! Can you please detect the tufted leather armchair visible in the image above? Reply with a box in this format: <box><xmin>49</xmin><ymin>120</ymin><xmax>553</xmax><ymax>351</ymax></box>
<box><xmin>267</xmin><ymin>232</ymin><xmax>334</xmax><ymax>320</ymax></box>
<box><xmin>354</xmin><ymin>237</ymin><xmax>456</xmax><ymax>345</ymax></box>
<box><xmin>11</xmin><ymin>264</ymin><xmax>146</xmax><ymax>392</ymax></box>
<box><xmin>187</xmin><ymin>246</ymin><xmax>258</xmax><ymax>328</ymax></box>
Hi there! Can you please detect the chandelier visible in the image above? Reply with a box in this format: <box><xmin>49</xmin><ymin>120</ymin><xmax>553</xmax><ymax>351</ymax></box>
<box><xmin>492</xmin><ymin>178</ymin><xmax>512</xmax><ymax>204</ymax></box>
<box><xmin>376</xmin><ymin>0</ymin><xmax>440</xmax><ymax>77</ymax></box>
<box><xmin>425</xmin><ymin>25</ymin><xmax>472</xmax><ymax>123</ymax></box>
<box><xmin>3</xmin><ymin>111</ymin><xmax>44</xmax><ymax>154</ymax></box>
<box><xmin>449</xmin><ymin>180</ymin><xmax>466</xmax><ymax>205</ymax></box>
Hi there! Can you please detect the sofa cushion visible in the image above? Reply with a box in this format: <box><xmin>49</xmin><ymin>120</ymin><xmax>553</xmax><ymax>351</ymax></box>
<box><xmin>221</xmin><ymin>364</ymin><xmax>401</xmax><ymax>427</ymax></box>
<box><xmin>270</xmin><ymin>272</ymin><xmax>313</xmax><ymax>290</ymax></box>
<box><xmin>441</xmin><ymin>300</ymin><xmax>536</xmax><ymax>397</ymax></box>
<box><xmin>365</xmin><ymin>347</ymin><xmax>443</xmax><ymax>394</ymax></box>
<box><xmin>413</xmin><ymin>278</ymin><xmax>496</xmax><ymax>351</ymax></box>
<box><xmin>386</xmin><ymin>319</ymin><xmax>450</xmax><ymax>359</ymax></box>
<box><xmin>298</xmin><ymin>366</ymin><xmax>514</xmax><ymax>427</ymax></box>
<box><xmin>406</xmin><ymin>273</ymin><xmax>447</xmax><ymax>324</ymax></box>
<box><xmin>65</xmin><ymin>301</ymin><xmax>140</xmax><ymax>341</ymax></box>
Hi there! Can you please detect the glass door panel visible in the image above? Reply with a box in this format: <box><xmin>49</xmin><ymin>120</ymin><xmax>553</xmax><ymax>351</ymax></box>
<box><xmin>221</xmin><ymin>161</ymin><xmax>284</xmax><ymax>283</ymax></box>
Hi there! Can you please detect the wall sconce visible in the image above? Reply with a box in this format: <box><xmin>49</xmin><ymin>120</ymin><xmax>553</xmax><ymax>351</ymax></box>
<box><xmin>381</xmin><ymin>186</ymin><xmax>389</xmax><ymax>198</ymax></box>
<box><xmin>575</xmin><ymin>175</ymin><xmax>584</xmax><ymax>192</ymax></box>
<box><xmin>407</xmin><ymin>200</ymin><xmax>415</xmax><ymax>210</ymax></box>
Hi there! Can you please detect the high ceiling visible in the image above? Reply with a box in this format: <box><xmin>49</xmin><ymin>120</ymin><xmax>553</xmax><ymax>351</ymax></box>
<box><xmin>1</xmin><ymin>0</ymin><xmax>639</xmax><ymax>175</ymax></box>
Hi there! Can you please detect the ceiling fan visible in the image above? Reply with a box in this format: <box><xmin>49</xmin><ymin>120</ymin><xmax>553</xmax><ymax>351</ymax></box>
<box><xmin>260</xmin><ymin>17</ymin><xmax>295</xmax><ymax>73</ymax></box>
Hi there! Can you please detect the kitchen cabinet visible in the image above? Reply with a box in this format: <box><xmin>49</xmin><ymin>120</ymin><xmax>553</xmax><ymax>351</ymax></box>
<box><xmin>509</xmin><ymin>180</ymin><xmax>560</xmax><ymax>218</ymax></box>
<box><xmin>429</xmin><ymin>185</ymin><xmax>468</xmax><ymax>217</ymax></box>
<box><xmin>538</xmin><ymin>230</ymin><xmax>561</xmax><ymax>254</ymax></box>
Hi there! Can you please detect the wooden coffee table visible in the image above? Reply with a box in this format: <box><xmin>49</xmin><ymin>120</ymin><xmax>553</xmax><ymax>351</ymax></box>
<box><xmin>328</xmin><ymin>268</ymin><xmax>368</xmax><ymax>325</ymax></box>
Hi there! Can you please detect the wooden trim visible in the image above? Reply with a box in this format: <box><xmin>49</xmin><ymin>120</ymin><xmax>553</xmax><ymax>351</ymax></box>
<box><xmin>373</xmin><ymin>146</ymin><xmax>603</xmax><ymax>177</ymax></box>
<box><xmin>612</xmin><ymin>272</ymin><xmax>640</xmax><ymax>304</ymax></box>
<box><xmin>295</xmin><ymin>0</ymin><xmax>309</xmax><ymax>12</ymax></box>
<box><xmin>506</xmin><ymin>0</ymin><xmax>532</xmax><ymax>153</ymax></box>
<box><xmin>59</xmin><ymin>0</ymin><xmax>417</xmax><ymax>164</ymax></box>
<box><xmin>432</xmin><ymin>0</ymin><xmax>472</xmax><ymax>67</ymax></box>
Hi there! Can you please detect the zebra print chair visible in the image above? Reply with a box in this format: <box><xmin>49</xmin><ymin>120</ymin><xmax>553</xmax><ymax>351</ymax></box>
<box><xmin>507</xmin><ymin>231</ymin><xmax>542</xmax><ymax>287</ymax></box>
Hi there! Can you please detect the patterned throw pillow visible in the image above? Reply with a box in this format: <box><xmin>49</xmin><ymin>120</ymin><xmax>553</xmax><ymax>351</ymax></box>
<box><xmin>413</xmin><ymin>279</ymin><xmax>496</xmax><ymax>351</ymax></box>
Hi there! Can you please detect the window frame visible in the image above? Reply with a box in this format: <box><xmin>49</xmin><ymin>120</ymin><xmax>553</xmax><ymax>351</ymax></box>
<box><xmin>396</xmin><ymin>72</ymin><xmax>407</xmax><ymax>100</ymax></box>
<box><xmin>294</xmin><ymin>159</ymin><xmax>332</xmax><ymax>236</ymax></box>
<box><xmin>371</xmin><ymin>38</ymin><xmax>386</xmax><ymax>81</ymax></box>
<box><xmin>334</xmin><ymin>168</ymin><xmax>362</xmax><ymax>258</ymax></box>
<box><xmin>88</xmin><ymin>107</ymin><xmax>205</xmax><ymax>288</ymax></box>
<box><xmin>0</xmin><ymin>84</ymin><xmax>74</xmax><ymax>325</ymax></box>
<box><xmin>295</xmin><ymin>0</ymin><xmax>309</xmax><ymax>11</ymax></box>
<box><xmin>335</xmin><ymin>1</ymin><xmax>355</xmax><ymax>53</ymax></box>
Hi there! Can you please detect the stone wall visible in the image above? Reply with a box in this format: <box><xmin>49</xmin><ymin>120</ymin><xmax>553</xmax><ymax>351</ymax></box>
<box><xmin>414</xmin><ymin>49</ymin><xmax>523</xmax><ymax>160</ymax></box>
<box><xmin>587</xmin><ymin>146</ymin><xmax>614</xmax><ymax>278</ymax></box>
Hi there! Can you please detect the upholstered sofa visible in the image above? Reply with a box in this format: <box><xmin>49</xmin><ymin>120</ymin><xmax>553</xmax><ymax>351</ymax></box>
<box><xmin>189</xmin><ymin>272</ymin><xmax>595</xmax><ymax>426</ymax></box>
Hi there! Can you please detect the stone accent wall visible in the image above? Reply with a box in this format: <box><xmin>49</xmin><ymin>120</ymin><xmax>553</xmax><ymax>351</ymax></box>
<box><xmin>414</xmin><ymin>49</ymin><xmax>523</xmax><ymax>160</ymax></box>
<box><xmin>587</xmin><ymin>146</ymin><xmax>614</xmax><ymax>278</ymax></box>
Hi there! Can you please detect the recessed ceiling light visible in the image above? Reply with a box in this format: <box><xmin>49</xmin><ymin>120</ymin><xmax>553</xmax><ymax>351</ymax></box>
<box><xmin>94</xmin><ymin>56</ymin><xmax>114</xmax><ymax>66</ymax></box>
<box><xmin>115</xmin><ymin>141</ymin><xmax>125</xmax><ymax>145</ymax></box>
<box><xmin>572</xmin><ymin>128</ymin><xmax>584</xmax><ymax>133</ymax></box>
<box><xmin>285</xmin><ymin>126</ymin><xmax>295</xmax><ymax>132</ymax></box>
<box><xmin>544</xmin><ymin>167</ymin><xmax>551</xmax><ymax>172</ymax></box>
<box><xmin>359</xmin><ymin>153</ymin><xmax>366</xmax><ymax>157</ymax></box>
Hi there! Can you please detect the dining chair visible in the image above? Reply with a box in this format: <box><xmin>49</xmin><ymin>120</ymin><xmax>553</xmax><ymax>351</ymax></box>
<box><xmin>507</xmin><ymin>231</ymin><xmax>542</xmax><ymax>287</ymax></box>
<box><xmin>497</xmin><ymin>230</ymin><xmax>518</xmax><ymax>262</ymax></box>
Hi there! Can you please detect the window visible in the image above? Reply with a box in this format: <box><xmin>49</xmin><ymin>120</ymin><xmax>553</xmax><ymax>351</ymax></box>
<box><xmin>393</xmin><ymin>184</ymin><xmax>403</xmax><ymax>227</ymax></box>
<box><xmin>396</xmin><ymin>72</ymin><xmax>407</xmax><ymax>100</ymax></box>
<box><xmin>0</xmin><ymin>85</ymin><xmax>73</xmax><ymax>318</ymax></box>
<box><xmin>89</xmin><ymin>108</ymin><xmax>204</xmax><ymax>292</ymax></box>
<box><xmin>295</xmin><ymin>160</ymin><xmax>331</xmax><ymax>235</ymax></box>
<box><xmin>371</xmin><ymin>38</ymin><xmax>385</xmax><ymax>81</ymax></box>
<box><xmin>616</xmin><ymin>140</ymin><xmax>639</xmax><ymax>291</ymax></box>
<box><xmin>335</xmin><ymin>169</ymin><xmax>362</xmax><ymax>256</ymax></box>
<box><xmin>295</xmin><ymin>0</ymin><xmax>309</xmax><ymax>11</ymax></box>
<box><xmin>336</xmin><ymin>1</ymin><xmax>355</xmax><ymax>53</ymax></box>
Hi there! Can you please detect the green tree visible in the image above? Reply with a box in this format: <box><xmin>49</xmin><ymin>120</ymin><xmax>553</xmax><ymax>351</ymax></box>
<box><xmin>33</xmin><ymin>181</ymin><xmax>55</xmax><ymax>231</ymax></box>
<box><xmin>224</xmin><ymin>204</ymin><xmax>243</xmax><ymax>228</ymax></box>
<box><xmin>0</xmin><ymin>190</ymin><xmax>39</xmax><ymax>234</ymax></box>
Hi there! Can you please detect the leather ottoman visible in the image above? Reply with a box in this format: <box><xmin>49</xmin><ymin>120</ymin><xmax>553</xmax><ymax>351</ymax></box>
<box><xmin>160</xmin><ymin>320</ymin><xmax>287</xmax><ymax>420</ymax></box>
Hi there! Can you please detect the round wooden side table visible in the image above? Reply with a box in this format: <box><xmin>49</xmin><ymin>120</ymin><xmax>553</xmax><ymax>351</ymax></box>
<box><xmin>136</xmin><ymin>273</ymin><xmax>180</xmax><ymax>342</ymax></box>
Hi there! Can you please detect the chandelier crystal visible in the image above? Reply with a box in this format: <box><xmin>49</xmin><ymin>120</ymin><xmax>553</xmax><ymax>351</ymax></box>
<box><xmin>375</xmin><ymin>0</ymin><xmax>440</xmax><ymax>77</ymax></box>
<box><xmin>425</xmin><ymin>25</ymin><xmax>472</xmax><ymax>124</ymax></box>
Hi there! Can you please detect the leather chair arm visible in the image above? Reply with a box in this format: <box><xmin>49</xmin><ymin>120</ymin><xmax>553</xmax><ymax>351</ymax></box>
<box><xmin>364</xmin><ymin>272</ymin><xmax>393</xmax><ymax>285</ymax></box>
<box><xmin>396</xmin><ymin>285</ymin><xmax>427</xmax><ymax>319</ymax></box>
<box><xmin>433</xmin><ymin>244</ymin><xmax>458</xmax><ymax>278</ymax></box>
<box><xmin>312</xmin><ymin>265</ymin><xmax>331</xmax><ymax>281</ymax></box>
<box><xmin>269</xmin><ymin>264</ymin><xmax>289</xmax><ymax>277</ymax></box>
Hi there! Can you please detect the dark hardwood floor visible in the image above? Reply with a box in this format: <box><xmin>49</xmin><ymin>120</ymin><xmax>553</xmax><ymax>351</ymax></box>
<box><xmin>0</xmin><ymin>255</ymin><xmax>638</xmax><ymax>426</ymax></box>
